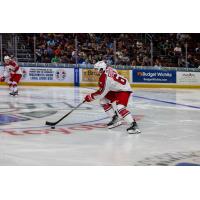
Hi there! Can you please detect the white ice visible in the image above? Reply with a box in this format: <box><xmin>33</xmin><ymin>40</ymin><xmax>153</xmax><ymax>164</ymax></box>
<box><xmin>0</xmin><ymin>86</ymin><xmax>200</xmax><ymax>165</ymax></box>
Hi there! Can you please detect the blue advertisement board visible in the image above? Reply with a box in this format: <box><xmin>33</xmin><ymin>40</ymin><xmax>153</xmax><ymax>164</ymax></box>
<box><xmin>132</xmin><ymin>69</ymin><xmax>176</xmax><ymax>83</ymax></box>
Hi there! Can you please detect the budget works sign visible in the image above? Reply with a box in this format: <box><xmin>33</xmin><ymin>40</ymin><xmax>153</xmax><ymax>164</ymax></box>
<box><xmin>132</xmin><ymin>69</ymin><xmax>176</xmax><ymax>83</ymax></box>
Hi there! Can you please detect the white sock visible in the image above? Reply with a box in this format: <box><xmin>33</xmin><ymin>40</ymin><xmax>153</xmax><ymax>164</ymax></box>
<box><xmin>106</xmin><ymin>108</ymin><xmax>115</xmax><ymax>118</ymax></box>
<box><xmin>123</xmin><ymin>113</ymin><xmax>134</xmax><ymax>124</ymax></box>
<box><xmin>117</xmin><ymin>104</ymin><xmax>133</xmax><ymax>124</ymax></box>
<box><xmin>9</xmin><ymin>86</ymin><xmax>13</xmax><ymax>91</ymax></box>
<box><xmin>13</xmin><ymin>86</ymin><xmax>18</xmax><ymax>92</ymax></box>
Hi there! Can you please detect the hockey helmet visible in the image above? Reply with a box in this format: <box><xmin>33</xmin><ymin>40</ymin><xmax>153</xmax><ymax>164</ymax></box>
<box><xmin>4</xmin><ymin>56</ymin><xmax>11</xmax><ymax>61</ymax></box>
<box><xmin>94</xmin><ymin>61</ymin><xmax>107</xmax><ymax>72</ymax></box>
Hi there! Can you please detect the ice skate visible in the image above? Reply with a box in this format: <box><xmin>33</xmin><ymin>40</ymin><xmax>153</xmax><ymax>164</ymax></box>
<box><xmin>9</xmin><ymin>91</ymin><xmax>18</xmax><ymax>96</ymax></box>
<box><xmin>13</xmin><ymin>91</ymin><xmax>18</xmax><ymax>96</ymax></box>
<box><xmin>9</xmin><ymin>91</ymin><xmax>15</xmax><ymax>96</ymax></box>
<box><xmin>127</xmin><ymin>120</ymin><xmax>141</xmax><ymax>134</ymax></box>
<box><xmin>107</xmin><ymin>113</ymin><xmax>122</xmax><ymax>129</ymax></box>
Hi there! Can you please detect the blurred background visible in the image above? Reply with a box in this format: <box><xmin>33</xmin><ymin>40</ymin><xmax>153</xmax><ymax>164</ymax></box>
<box><xmin>1</xmin><ymin>33</ymin><xmax>200</xmax><ymax>68</ymax></box>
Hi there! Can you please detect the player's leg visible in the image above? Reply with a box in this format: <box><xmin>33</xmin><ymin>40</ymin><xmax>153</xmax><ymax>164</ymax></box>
<box><xmin>11</xmin><ymin>81</ymin><xmax>18</xmax><ymax>96</ymax></box>
<box><xmin>100</xmin><ymin>98</ymin><xmax>115</xmax><ymax>118</ymax></box>
<box><xmin>117</xmin><ymin>104</ymin><xmax>140</xmax><ymax>134</ymax></box>
<box><xmin>106</xmin><ymin>109</ymin><xmax>122</xmax><ymax>129</ymax></box>
<box><xmin>6</xmin><ymin>79</ymin><xmax>14</xmax><ymax>95</ymax></box>
<box><xmin>115</xmin><ymin>91</ymin><xmax>141</xmax><ymax>134</ymax></box>
<box><xmin>100</xmin><ymin>93</ymin><xmax>122</xmax><ymax>129</ymax></box>
<box><xmin>10</xmin><ymin>74</ymin><xmax>22</xmax><ymax>96</ymax></box>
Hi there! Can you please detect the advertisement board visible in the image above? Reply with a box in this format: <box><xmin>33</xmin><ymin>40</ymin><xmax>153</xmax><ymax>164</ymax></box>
<box><xmin>81</xmin><ymin>69</ymin><xmax>130</xmax><ymax>83</ymax></box>
<box><xmin>21</xmin><ymin>67</ymin><xmax>74</xmax><ymax>83</ymax></box>
<box><xmin>0</xmin><ymin>66</ymin><xmax>4</xmax><ymax>75</ymax></box>
<box><xmin>1</xmin><ymin>64</ymin><xmax>200</xmax><ymax>88</ymax></box>
<box><xmin>81</xmin><ymin>69</ymin><xmax>100</xmax><ymax>82</ymax></box>
<box><xmin>117</xmin><ymin>70</ymin><xmax>130</xmax><ymax>82</ymax></box>
<box><xmin>132</xmin><ymin>69</ymin><xmax>176</xmax><ymax>83</ymax></box>
<box><xmin>176</xmin><ymin>72</ymin><xmax>200</xmax><ymax>84</ymax></box>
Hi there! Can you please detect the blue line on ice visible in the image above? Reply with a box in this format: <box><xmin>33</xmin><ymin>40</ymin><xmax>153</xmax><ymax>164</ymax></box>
<box><xmin>134</xmin><ymin>95</ymin><xmax>200</xmax><ymax>110</ymax></box>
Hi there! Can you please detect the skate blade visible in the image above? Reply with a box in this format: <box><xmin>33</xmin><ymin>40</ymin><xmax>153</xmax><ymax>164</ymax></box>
<box><xmin>127</xmin><ymin>129</ymin><xmax>141</xmax><ymax>134</ymax></box>
<box><xmin>107</xmin><ymin>121</ymin><xmax>122</xmax><ymax>129</ymax></box>
<box><xmin>10</xmin><ymin>94</ymin><xmax>18</xmax><ymax>96</ymax></box>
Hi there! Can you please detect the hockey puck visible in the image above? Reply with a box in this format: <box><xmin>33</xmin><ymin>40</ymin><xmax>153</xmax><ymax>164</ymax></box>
<box><xmin>51</xmin><ymin>126</ymin><xmax>55</xmax><ymax>129</ymax></box>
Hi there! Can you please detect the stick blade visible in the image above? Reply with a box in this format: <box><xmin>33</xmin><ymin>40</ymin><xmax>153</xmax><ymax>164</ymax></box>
<box><xmin>45</xmin><ymin>121</ymin><xmax>56</xmax><ymax>126</ymax></box>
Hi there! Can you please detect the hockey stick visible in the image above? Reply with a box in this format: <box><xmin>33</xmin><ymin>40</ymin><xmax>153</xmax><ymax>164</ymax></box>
<box><xmin>45</xmin><ymin>100</ymin><xmax>86</xmax><ymax>128</ymax></box>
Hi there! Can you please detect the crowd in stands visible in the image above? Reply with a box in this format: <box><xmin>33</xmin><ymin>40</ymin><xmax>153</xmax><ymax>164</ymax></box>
<box><xmin>6</xmin><ymin>33</ymin><xmax>200</xmax><ymax>68</ymax></box>
<box><xmin>26</xmin><ymin>33</ymin><xmax>152</xmax><ymax>66</ymax></box>
<box><xmin>152</xmin><ymin>33</ymin><xmax>200</xmax><ymax>68</ymax></box>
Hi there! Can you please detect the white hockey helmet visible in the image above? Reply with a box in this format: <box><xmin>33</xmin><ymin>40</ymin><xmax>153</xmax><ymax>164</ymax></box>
<box><xmin>4</xmin><ymin>56</ymin><xmax>11</xmax><ymax>61</ymax></box>
<box><xmin>94</xmin><ymin>61</ymin><xmax>107</xmax><ymax>72</ymax></box>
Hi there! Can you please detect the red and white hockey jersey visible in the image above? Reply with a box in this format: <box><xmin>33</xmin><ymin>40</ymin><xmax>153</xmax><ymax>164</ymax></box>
<box><xmin>91</xmin><ymin>67</ymin><xmax>132</xmax><ymax>100</ymax></box>
<box><xmin>3</xmin><ymin>60</ymin><xmax>22</xmax><ymax>77</ymax></box>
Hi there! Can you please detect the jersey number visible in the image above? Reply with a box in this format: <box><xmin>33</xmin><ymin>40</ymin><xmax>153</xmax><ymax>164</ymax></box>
<box><xmin>113</xmin><ymin>73</ymin><xmax>127</xmax><ymax>85</ymax></box>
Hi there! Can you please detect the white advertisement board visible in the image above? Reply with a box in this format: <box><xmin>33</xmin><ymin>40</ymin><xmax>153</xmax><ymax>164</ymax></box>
<box><xmin>0</xmin><ymin>66</ymin><xmax>4</xmax><ymax>75</ymax></box>
<box><xmin>21</xmin><ymin>67</ymin><xmax>74</xmax><ymax>83</ymax></box>
<box><xmin>176</xmin><ymin>72</ymin><xmax>200</xmax><ymax>84</ymax></box>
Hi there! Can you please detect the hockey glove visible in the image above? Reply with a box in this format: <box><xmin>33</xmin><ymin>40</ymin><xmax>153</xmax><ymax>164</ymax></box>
<box><xmin>0</xmin><ymin>76</ymin><xmax>5</xmax><ymax>82</ymax></box>
<box><xmin>84</xmin><ymin>94</ymin><xmax>94</xmax><ymax>102</ymax></box>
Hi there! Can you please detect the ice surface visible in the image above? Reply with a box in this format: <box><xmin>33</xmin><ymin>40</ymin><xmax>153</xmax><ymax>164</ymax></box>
<box><xmin>0</xmin><ymin>86</ymin><xmax>200</xmax><ymax>165</ymax></box>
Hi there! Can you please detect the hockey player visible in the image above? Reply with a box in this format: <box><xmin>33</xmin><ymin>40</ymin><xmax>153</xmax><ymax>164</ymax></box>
<box><xmin>0</xmin><ymin>56</ymin><xmax>22</xmax><ymax>96</ymax></box>
<box><xmin>84</xmin><ymin>61</ymin><xmax>141</xmax><ymax>134</ymax></box>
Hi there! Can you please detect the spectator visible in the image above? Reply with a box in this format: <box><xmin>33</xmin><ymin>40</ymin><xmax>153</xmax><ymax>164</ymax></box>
<box><xmin>35</xmin><ymin>49</ymin><xmax>42</xmax><ymax>63</ymax></box>
<box><xmin>142</xmin><ymin>55</ymin><xmax>150</xmax><ymax>66</ymax></box>
<box><xmin>131</xmin><ymin>60</ymin><xmax>136</xmax><ymax>66</ymax></box>
<box><xmin>54</xmin><ymin>45</ymin><xmax>62</xmax><ymax>57</ymax></box>
<box><xmin>43</xmin><ymin>56</ymin><xmax>51</xmax><ymax>63</ymax></box>
<box><xmin>47</xmin><ymin>37</ymin><xmax>56</xmax><ymax>47</ymax></box>
<box><xmin>174</xmin><ymin>44</ymin><xmax>182</xmax><ymax>56</ymax></box>
<box><xmin>51</xmin><ymin>55</ymin><xmax>60</xmax><ymax>63</ymax></box>
<box><xmin>154</xmin><ymin>58</ymin><xmax>162</xmax><ymax>67</ymax></box>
